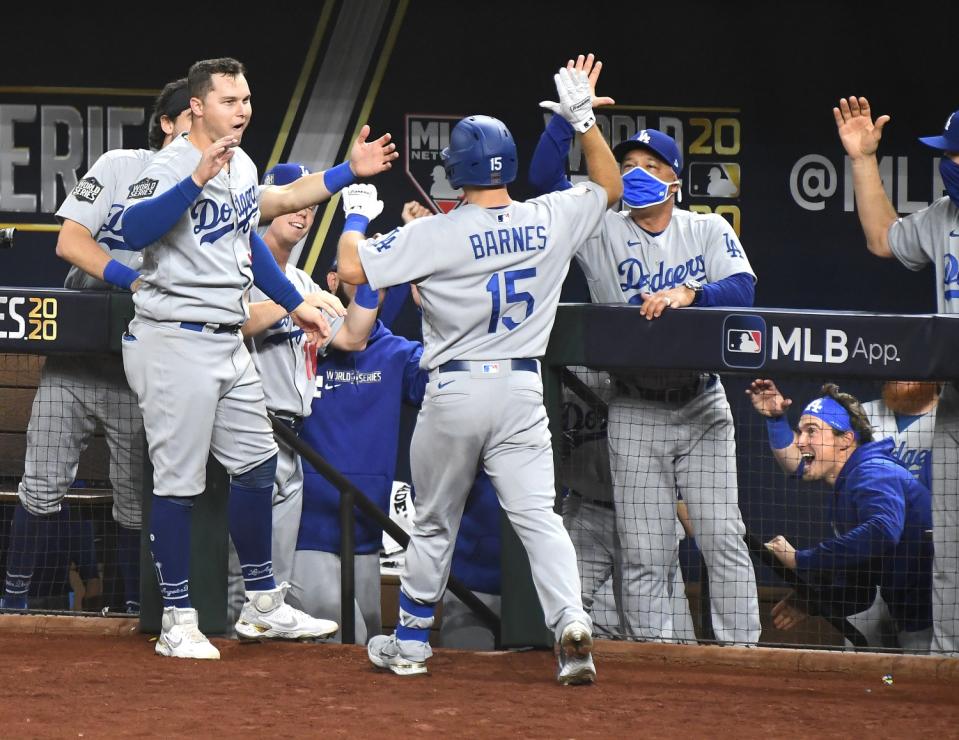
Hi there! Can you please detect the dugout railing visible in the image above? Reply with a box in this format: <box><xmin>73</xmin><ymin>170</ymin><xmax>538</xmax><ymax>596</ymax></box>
<box><xmin>500</xmin><ymin>304</ymin><xmax>959</xmax><ymax>652</ymax></box>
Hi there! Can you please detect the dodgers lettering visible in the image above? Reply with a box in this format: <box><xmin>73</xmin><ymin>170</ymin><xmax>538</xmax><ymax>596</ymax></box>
<box><xmin>470</xmin><ymin>225</ymin><xmax>547</xmax><ymax>260</ymax></box>
<box><xmin>619</xmin><ymin>255</ymin><xmax>706</xmax><ymax>294</ymax></box>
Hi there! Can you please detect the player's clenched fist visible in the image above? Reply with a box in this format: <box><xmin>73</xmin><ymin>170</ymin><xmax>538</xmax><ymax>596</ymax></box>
<box><xmin>401</xmin><ymin>200</ymin><xmax>432</xmax><ymax>224</ymax></box>
<box><xmin>342</xmin><ymin>183</ymin><xmax>384</xmax><ymax>222</ymax></box>
<box><xmin>349</xmin><ymin>124</ymin><xmax>398</xmax><ymax>178</ymax></box>
<box><xmin>191</xmin><ymin>135</ymin><xmax>239</xmax><ymax>187</ymax></box>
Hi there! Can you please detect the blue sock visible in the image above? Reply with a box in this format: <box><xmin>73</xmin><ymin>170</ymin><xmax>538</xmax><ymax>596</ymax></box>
<box><xmin>149</xmin><ymin>496</ymin><xmax>193</xmax><ymax>608</ymax></box>
<box><xmin>116</xmin><ymin>525</ymin><xmax>141</xmax><ymax>612</ymax></box>
<box><xmin>228</xmin><ymin>480</ymin><xmax>276</xmax><ymax>593</ymax></box>
<box><xmin>2</xmin><ymin>505</ymin><xmax>54</xmax><ymax>609</ymax></box>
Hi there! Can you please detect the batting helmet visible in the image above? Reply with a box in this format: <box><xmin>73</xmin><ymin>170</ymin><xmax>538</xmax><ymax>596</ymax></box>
<box><xmin>441</xmin><ymin>115</ymin><xmax>517</xmax><ymax>188</ymax></box>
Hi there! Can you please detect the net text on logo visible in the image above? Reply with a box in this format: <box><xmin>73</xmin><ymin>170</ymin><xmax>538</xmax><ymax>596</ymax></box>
<box><xmin>770</xmin><ymin>326</ymin><xmax>899</xmax><ymax>366</ymax></box>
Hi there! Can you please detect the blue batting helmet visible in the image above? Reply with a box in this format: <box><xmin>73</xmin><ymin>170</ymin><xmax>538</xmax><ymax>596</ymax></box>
<box><xmin>441</xmin><ymin>115</ymin><xmax>517</xmax><ymax>188</ymax></box>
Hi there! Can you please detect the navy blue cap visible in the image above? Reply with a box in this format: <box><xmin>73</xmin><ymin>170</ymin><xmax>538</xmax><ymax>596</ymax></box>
<box><xmin>262</xmin><ymin>162</ymin><xmax>310</xmax><ymax>186</ymax></box>
<box><xmin>918</xmin><ymin>110</ymin><xmax>959</xmax><ymax>152</ymax></box>
<box><xmin>613</xmin><ymin>129</ymin><xmax>683</xmax><ymax>176</ymax></box>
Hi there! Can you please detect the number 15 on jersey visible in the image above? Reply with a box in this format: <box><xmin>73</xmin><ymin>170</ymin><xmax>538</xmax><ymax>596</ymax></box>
<box><xmin>486</xmin><ymin>268</ymin><xmax>536</xmax><ymax>333</ymax></box>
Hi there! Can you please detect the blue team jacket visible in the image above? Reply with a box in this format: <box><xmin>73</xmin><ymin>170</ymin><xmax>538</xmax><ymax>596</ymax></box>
<box><xmin>795</xmin><ymin>439</ymin><xmax>933</xmax><ymax>632</ymax></box>
<box><xmin>297</xmin><ymin>320</ymin><xmax>425</xmax><ymax>554</ymax></box>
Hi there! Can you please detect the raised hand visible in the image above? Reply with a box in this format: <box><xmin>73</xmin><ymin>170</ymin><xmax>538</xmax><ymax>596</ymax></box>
<box><xmin>342</xmin><ymin>183</ymin><xmax>384</xmax><ymax>223</ymax></box>
<box><xmin>833</xmin><ymin>96</ymin><xmax>890</xmax><ymax>160</ymax></box>
<box><xmin>566</xmin><ymin>53</ymin><xmax>615</xmax><ymax>109</ymax></box>
<box><xmin>540</xmin><ymin>64</ymin><xmax>595</xmax><ymax>133</ymax></box>
<box><xmin>746</xmin><ymin>379</ymin><xmax>792</xmax><ymax>418</ymax></box>
<box><xmin>192</xmin><ymin>135</ymin><xmax>238</xmax><ymax>187</ymax></box>
<box><xmin>305</xmin><ymin>289</ymin><xmax>346</xmax><ymax>317</ymax></box>
<box><xmin>349</xmin><ymin>125</ymin><xmax>399</xmax><ymax>178</ymax></box>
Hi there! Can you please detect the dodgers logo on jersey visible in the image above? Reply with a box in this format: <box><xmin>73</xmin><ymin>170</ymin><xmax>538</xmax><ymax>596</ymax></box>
<box><xmin>620</xmin><ymin>255</ymin><xmax>706</xmax><ymax>298</ymax></box>
<box><xmin>405</xmin><ymin>113</ymin><xmax>465</xmax><ymax>214</ymax></box>
<box><xmin>722</xmin><ymin>314</ymin><xmax>766</xmax><ymax>369</ymax></box>
<box><xmin>944</xmin><ymin>254</ymin><xmax>959</xmax><ymax>300</ymax></box>
<box><xmin>94</xmin><ymin>204</ymin><xmax>131</xmax><ymax>252</ymax></box>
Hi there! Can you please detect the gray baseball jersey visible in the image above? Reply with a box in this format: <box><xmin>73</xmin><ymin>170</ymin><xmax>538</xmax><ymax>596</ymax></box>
<box><xmin>57</xmin><ymin>148</ymin><xmax>151</xmax><ymax>290</ymax></box>
<box><xmin>359</xmin><ymin>183</ymin><xmax>609</xmax><ymax>369</ymax></box>
<box><xmin>888</xmin><ymin>197</ymin><xmax>959</xmax><ymax>313</ymax></box>
<box><xmin>578</xmin><ymin>206</ymin><xmax>760</xmax><ymax>645</ymax></box>
<box><xmin>887</xmin><ymin>195</ymin><xmax>959</xmax><ymax>653</ymax></box>
<box><xmin>862</xmin><ymin>399</ymin><xmax>935</xmax><ymax>487</ymax></box>
<box><xmin>360</xmin><ymin>183</ymin><xmax>608</xmax><ymax>650</ymax></box>
<box><xmin>125</xmin><ymin>134</ymin><xmax>261</xmax><ymax>325</ymax></box>
<box><xmin>249</xmin><ymin>265</ymin><xmax>343</xmax><ymax>418</ymax></box>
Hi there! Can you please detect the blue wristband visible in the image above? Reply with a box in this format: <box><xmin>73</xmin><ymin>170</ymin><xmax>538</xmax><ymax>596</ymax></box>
<box><xmin>766</xmin><ymin>416</ymin><xmax>794</xmax><ymax>450</ymax></box>
<box><xmin>103</xmin><ymin>259</ymin><xmax>139</xmax><ymax>290</ymax></box>
<box><xmin>323</xmin><ymin>162</ymin><xmax>355</xmax><ymax>194</ymax></box>
<box><xmin>353</xmin><ymin>283</ymin><xmax>379</xmax><ymax>309</ymax></box>
<box><xmin>343</xmin><ymin>213</ymin><xmax>370</xmax><ymax>234</ymax></box>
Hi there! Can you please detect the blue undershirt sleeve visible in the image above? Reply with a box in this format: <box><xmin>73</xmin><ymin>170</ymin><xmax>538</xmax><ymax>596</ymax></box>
<box><xmin>528</xmin><ymin>115</ymin><xmax>575</xmax><ymax>196</ymax></box>
<box><xmin>123</xmin><ymin>176</ymin><xmax>203</xmax><ymax>250</ymax></box>
<box><xmin>250</xmin><ymin>231</ymin><xmax>304</xmax><ymax>312</ymax></box>
<box><xmin>699</xmin><ymin>271</ymin><xmax>755</xmax><ymax>307</ymax></box>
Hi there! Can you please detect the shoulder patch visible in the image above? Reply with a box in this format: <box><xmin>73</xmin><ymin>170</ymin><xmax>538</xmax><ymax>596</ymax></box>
<box><xmin>128</xmin><ymin>177</ymin><xmax>159</xmax><ymax>200</ymax></box>
<box><xmin>71</xmin><ymin>177</ymin><xmax>103</xmax><ymax>204</ymax></box>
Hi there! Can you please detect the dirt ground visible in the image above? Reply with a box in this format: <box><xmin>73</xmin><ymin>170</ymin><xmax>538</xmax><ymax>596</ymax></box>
<box><xmin>0</xmin><ymin>633</ymin><xmax>956</xmax><ymax>739</ymax></box>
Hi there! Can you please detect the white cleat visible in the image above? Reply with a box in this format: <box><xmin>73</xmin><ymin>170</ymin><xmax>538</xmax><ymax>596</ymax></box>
<box><xmin>235</xmin><ymin>582</ymin><xmax>338</xmax><ymax>641</ymax></box>
<box><xmin>156</xmin><ymin>607</ymin><xmax>220</xmax><ymax>660</ymax></box>
<box><xmin>557</xmin><ymin>621</ymin><xmax>596</xmax><ymax>685</ymax></box>
<box><xmin>367</xmin><ymin>634</ymin><xmax>428</xmax><ymax>676</ymax></box>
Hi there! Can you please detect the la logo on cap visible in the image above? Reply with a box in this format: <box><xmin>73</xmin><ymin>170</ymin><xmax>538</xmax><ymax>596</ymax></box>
<box><xmin>638</xmin><ymin>130</ymin><xmax>651</xmax><ymax>144</ymax></box>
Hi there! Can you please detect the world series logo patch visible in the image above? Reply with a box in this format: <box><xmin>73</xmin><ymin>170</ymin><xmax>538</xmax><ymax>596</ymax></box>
<box><xmin>128</xmin><ymin>177</ymin><xmax>159</xmax><ymax>200</ymax></box>
<box><xmin>71</xmin><ymin>177</ymin><xmax>103</xmax><ymax>203</ymax></box>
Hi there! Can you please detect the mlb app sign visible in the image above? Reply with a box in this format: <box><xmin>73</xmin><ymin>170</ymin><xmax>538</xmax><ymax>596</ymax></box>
<box><xmin>722</xmin><ymin>314</ymin><xmax>766</xmax><ymax>369</ymax></box>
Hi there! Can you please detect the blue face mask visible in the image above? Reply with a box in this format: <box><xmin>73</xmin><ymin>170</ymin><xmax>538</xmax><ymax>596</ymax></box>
<box><xmin>622</xmin><ymin>166</ymin><xmax>681</xmax><ymax>209</ymax></box>
<box><xmin>940</xmin><ymin>157</ymin><xmax>959</xmax><ymax>208</ymax></box>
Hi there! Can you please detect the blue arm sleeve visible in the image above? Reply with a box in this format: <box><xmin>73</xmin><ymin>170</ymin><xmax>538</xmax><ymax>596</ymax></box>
<box><xmin>699</xmin><ymin>272</ymin><xmax>755</xmax><ymax>308</ymax></box>
<box><xmin>379</xmin><ymin>283</ymin><xmax>411</xmax><ymax>330</ymax></box>
<box><xmin>250</xmin><ymin>231</ymin><xmax>304</xmax><ymax>312</ymax></box>
<box><xmin>796</xmin><ymin>471</ymin><xmax>906</xmax><ymax>574</ymax></box>
<box><xmin>123</xmin><ymin>176</ymin><xmax>203</xmax><ymax>250</ymax></box>
<box><xmin>528</xmin><ymin>115</ymin><xmax>575</xmax><ymax>196</ymax></box>
<box><xmin>402</xmin><ymin>342</ymin><xmax>427</xmax><ymax>406</ymax></box>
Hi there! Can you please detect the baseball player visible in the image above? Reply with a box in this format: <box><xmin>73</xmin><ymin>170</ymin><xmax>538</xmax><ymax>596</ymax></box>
<box><xmin>1</xmin><ymin>78</ymin><xmax>193</xmax><ymax>612</ymax></box>
<box><xmin>760</xmin><ymin>384</ymin><xmax>933</xmax><ymax>652</ymax></box>
<box><xmin>337</xmin><ymin>63</ymin><xmax>623</xmax><ymax>684</ymax></box>
<box><xmin>224</xmin><ymin>162</ymin><xmax>379</xmax><ymax>628</ymax></box>
<box><xmin>290</xmin><ymin>195</ymin><xmax>429</xmax><ymax>643</ymax></box>
<box><xmin>118</xmin><ymin>57</ymin><xmax>397</xmax><ymax>659</ymax></box>
<box><xmin>835</xmin><ymin>96</ymin><xmax>959</xmax><ymax>653</ymax></box>
<box><xmin>528</xmin><ymin>54</ymin><xmax>760</xmax><ymax>645</ymax></box>
<box><xmin>749</xmin><ymin>378</ymin><xmax>937</xmax><ymax>648</ymax></box>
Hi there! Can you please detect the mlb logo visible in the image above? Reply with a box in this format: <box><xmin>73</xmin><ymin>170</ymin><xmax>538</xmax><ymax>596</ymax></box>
<box><xmin>405</xmin><ymin>114</ymin><xmax>466</xmax><ymax>214</ymax></box>
<box><xmin>727</xmin><ymin>329</ymin><xmax>761</xmax><ymax>354</ymax></box>
<box><xmin>482</xmin><ymin>362</ymin><xmax>500</xmax><ymax>374</ymax></box>
<box><xmin>722</xmin><ymin>315</ymin><xmax>766</xmax><ymax>369</ymax></box>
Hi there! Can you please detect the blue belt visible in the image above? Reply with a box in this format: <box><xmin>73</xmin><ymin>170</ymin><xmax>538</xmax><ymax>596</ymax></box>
<box><xmin>179</xmin><ymin>321</ymin><xmax>242</xmax><ymax>334</ymax></box>
<box><xmin>438</xmin><ymin>359</ymin><xmax>539</xmax><ymax>374</ymax></box>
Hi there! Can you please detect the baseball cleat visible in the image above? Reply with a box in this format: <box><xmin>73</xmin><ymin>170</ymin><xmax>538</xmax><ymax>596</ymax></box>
<box><xmin>235</xmin><ymin>582</ymin><xmax>338</xmax><ymax>641</ymax></box>
<box><xmin>156</xmin><ymin>606</ymin><xmax>220</xmax><ymax>660</ymax></box>
<box><xmin>367</xmin><ymin>634</ymin><xmax>428</xmax><ymax>676</ymax></box>
<box><xmin>557</xmin><ymin>621</ymin><xmax>596</xmax><ymax>685</ymax></box>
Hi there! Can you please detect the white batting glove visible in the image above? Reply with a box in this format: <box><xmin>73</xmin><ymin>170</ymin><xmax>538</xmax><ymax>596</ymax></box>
<box><xmin>341</xmin><ymin>183</ymin><xmax>384</xmax><ymax>222</ymax></box>
<box><xmin>539</xmin><ymin>67</ymin><xmax>595</xmax><ymax>134</ymax></box>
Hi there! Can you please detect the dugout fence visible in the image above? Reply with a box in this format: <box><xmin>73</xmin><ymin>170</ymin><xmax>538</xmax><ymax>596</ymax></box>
<box><xmin>498</xmin><ymin>304</ymin><xmax>959</xmax><ymax>654</ymax></box>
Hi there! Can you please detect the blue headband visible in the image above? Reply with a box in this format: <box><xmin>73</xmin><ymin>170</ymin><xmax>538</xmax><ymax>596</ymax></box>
<box><xmin>801</xmin><ymin>396</ymin><xmax>859</xmax><ymax>440</ymax></box>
